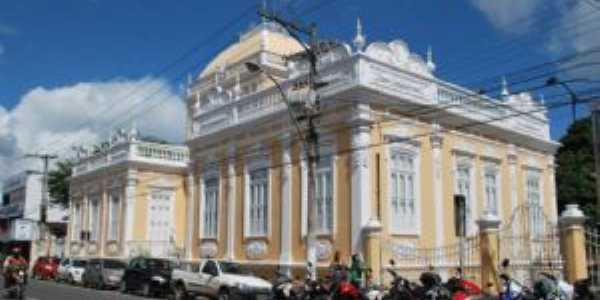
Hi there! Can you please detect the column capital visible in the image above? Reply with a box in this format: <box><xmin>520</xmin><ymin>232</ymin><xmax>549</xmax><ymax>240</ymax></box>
<box><xmin>559</xmin><ymin>204</ymin><xmax>586</xmax><ymax>227</ymax></box>
<box><xmin>362</xmin><ymin>218</ymin><xmax>383</xmax><ymax>235</ymax></box>
<box><xmin>430</xmin><ymin>124</ymin><xmax>444</xmax><ymax>149</ymax></box>
<box><xmin>477</xmin><ymin>212</ymin><xmax>501</xmax><ymax>232</ymax></box>
<box><xmin>507</xmin><ymin>144</ymin><xmax>518</xmax><ymax>165</ymax></box>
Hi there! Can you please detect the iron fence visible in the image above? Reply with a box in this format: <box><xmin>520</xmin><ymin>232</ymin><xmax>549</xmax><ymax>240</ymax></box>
<box><xmin>586</xmin><ymin>225</ymin><xmax>600</xmax><ymax>289</ymax></box>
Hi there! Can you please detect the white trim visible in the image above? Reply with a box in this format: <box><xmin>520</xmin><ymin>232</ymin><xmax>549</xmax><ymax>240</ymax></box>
<box><xmin>146</xmin><ymin>187</ymin><xmax>176</xmax><ymax>243</ymax></box>
<box><xmin>200</xmin><ymin>170</ymin><xmax>220</xmax><ymax>240</ymax></box>
<box><xmin>107</xmin><ymin>189</ymin><xmax>122</xmax><ymax>242</ymax></box>
<box><xmin>280</xmin><ymin>138</ymin><xmax>293</xmax><ymax>267</ymax></box>
<box><xmin>481</xmin><ymin>161</ymin><xmax>502</xmax><ymax>220</ymax></box>
<box><xmin>244</xmin><ymin>154</ymin><xmax>272</xmax><ymax>238</ymax></box>
<box><xmin>386</xmin><ymin>141</ymin><xmax>421</xmax><ymax>236</ymax></box>
<box><xmin>226</xmin><ymin>150</ymin><xmax>236</xmax><ymax>260</ymax></box>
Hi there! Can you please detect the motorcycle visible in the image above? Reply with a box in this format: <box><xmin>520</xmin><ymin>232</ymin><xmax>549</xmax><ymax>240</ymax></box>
<box><xmin>418</xmin><ymin>271</ymin><xmax>451</xmax><ymax>300</ymax></box>
<box><xmin>272</xmin><ymin>270</ymin><xmax>299</xmax><ymax>300</ymax></box>
<box><xmin>5</xmin><ymin>267</ymin><xmax>26</xmax><ymax>300</ymax></box>
<box><xmin>381</xmin><ymin>259</ymin><xmax>421</xmax><ymax>300</ymax></box>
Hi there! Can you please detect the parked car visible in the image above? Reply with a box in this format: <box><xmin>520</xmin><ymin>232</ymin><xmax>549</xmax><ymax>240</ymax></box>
<box><xmin>120</xmin><ymin>256</ymin><xmax>175</xmax><ymax>297</ymax></box>
<box><xmin>82</xmin><ymin>258</ymin><xmax>127</xmax><ymax>289</ymax></box>
<box><xmin>171</xmin><ymin>259</ymin><xmax>272</xmax><ymax>300</ymax></box>
<box><xmin>32</xmin><ymin>256</ymin><xmax>59</xmax><ymax>280</ymax></box>
<box><xmin>56</xmin><ymin>258</ymin><xmax>87</xmax><ymax>284</ymax></box>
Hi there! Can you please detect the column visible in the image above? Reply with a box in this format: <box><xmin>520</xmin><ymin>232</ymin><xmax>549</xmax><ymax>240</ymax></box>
<box><xmin>351</xmin><ymin>125</ymin><xmax>371</xmax><ymax>253</ymax></box>
<box><xmin>362</xmin><ymin>219</ymin><xmax>383</xmax><ymax>284</ymax></box>
<box><xmin>559</xmin><ymin>204</ymin><xmax>588</xmax><ymax>283</ymax></box>
<box><xmin>123</xmin><ymin>168</ymin><xmax>138</xmax><ymax>257</ymax></box>
<box><xmin>477</xmin><ymin>212</ymin><xmax>501</xmax><ymax>294</ymax></box>
<box><xmin>226</xmin><ymin>145</ymin><xmax>236</xmax><ymax>260</ymax></box>
<box><xmin>280</xmin><ymin>137</ymin><xmax>293</xmax><ymax>273</ymax></box>
<box><xmin>507</xmin><ymin>145</ymin><xmax>518</xmax><ymax>216</ymax></box>
<box><xmin>430</xmin><ymin>123</ymin><xmax>444</xmax><ymax>250</ymax></box>
<box><xmin>100</xmin><ymin>185</ymin><xmax>108</xmax><ymax>257</ymax></box>
<box><xmin>185</xmin><ymin>170</ymin><xmax>196</xmax><ymax>260</ymax></box>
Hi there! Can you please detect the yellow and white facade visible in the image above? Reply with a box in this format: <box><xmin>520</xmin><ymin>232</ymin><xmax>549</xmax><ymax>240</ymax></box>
<box><xmin>67</xmin><ymin>129</ymin><xmax>190</xmax><ymax>259</ymax></box>
<box><xmin>66</xmin><ymin>21</ymin><xmax>561</xmax><ymax>279</ymax></box>
<box><xmin>183</xmin><ymin>21</ymin><xmax>560</xmax><ymax>276</ymax></box>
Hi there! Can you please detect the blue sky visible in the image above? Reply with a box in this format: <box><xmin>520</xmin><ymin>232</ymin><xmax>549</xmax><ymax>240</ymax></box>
<box><xmin>0</xmin><ymin>0</ymin><xmax>598</xmax><ymax>168</ymax></box>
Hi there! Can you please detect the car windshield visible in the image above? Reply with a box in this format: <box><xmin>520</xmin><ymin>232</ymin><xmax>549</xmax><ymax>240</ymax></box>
<box><xmin>103</xmin><ymin>260</ymin><xmax>126</xmax><ymax>269</ymax></box>
<box><xmin>72</xmin><ymin>260</ymin><xmax>86</xmax><ymax>267</ymax></box>
<box><xmin>219</xmin><ymin>262</ymin><xmax>247</xmax><ymax>275</ymax></box>
<box><xmin>147</xmin><ymin>259</ymin><xmax>172</xmax><ymax>270</ymax></box>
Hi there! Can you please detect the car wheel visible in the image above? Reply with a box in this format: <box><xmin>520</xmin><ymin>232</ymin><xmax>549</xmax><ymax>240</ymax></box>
<box><xmin>119</xmin><ymin>281</ymin><xmax>128</xmax><ymax>293</ymax></box>
<box><xmin>173</xmin><ymin>283</ymin><xmax>188</xmax><ymax>300</ymax></box>
<box><xmin>142</xmin><ymin>282</ymin><xmax>152</xmax><ymax>297</ymax></box>
<box><xmin>218</xmin><ymin>289</ymin><xmax>230</xmax><ymax>300</ymax></box>
<box><xmin>67</xmin><ymin>274</ymin><xmax>74</xmax><ymax>285</ymax></box>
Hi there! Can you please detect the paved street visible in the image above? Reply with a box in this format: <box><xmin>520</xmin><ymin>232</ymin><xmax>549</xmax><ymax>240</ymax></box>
<box><xmin>0</xmin><ymin>279</ymin><xmax>163</xmax><ymax>300</ymax></box>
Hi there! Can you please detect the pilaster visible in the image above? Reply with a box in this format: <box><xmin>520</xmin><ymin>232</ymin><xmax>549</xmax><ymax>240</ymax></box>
<box><xmin>351</xmin><ymin>124</ymin><xmax>371</xmax><ymax>253</ymax></box>
<box><xmin>226</xmin><ymin>145</ymin><xmax>237</xmax><ymax>260</ymax></box>
<box><xmin>280</xmin><ymin>137</ymin><xmax>293</xmax><ymax>273</ymax></box>
<box><xmin>185</xmin><ymin>169</ymin><xmax>195</xmax><ymax>260</ymax></box>
<box><xmin>507</xmin><ymin>145</ymin><xmax>518</xmax><ymax>215</ymax></box>
<box><xmin>477</xmin><ymin>212</ymin><xmax>501</xmax><ymax>294</ymax></box>
<box><xmin>547</xmin><ymin>158</ymin><xmax>558</xmax><ymax>222</ymax></box>
<box><xmin>430</xmin><ymin>123</ymin><xmax>444</xmax><ymax>250</ymax></box>
<box><xmin>123</xmin><ymin>168</ymin><xmax>138</xmax><ymax>257</ymax></box>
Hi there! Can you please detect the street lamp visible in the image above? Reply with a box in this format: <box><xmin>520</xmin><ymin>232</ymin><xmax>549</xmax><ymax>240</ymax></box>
<box><xmin>245</xmin><ymin>61</ymin><xmax>321</xmax><ymax>278</ymax></box>
<box><xmin>546</xmin><ymin>76</ymin><xmax>580</xmax><ymax>123</ymax></box>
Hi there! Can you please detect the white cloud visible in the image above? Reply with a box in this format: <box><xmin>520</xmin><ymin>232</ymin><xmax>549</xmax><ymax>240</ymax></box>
<box><xmin>469</xmin><ymin>0</ymin><xmax>544</xmax><ymax>33</ymax></box>
<box><xmin>0</xmin><ymin>77</ymin><xmax>185</xmax><ymax>183</ymax></box>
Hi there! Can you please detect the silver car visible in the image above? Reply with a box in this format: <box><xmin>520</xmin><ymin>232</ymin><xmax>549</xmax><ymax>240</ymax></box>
<box><xmin>82</xmin><ymin>258</ymin><xmax>126</xmax><ymax>289</ymax></box>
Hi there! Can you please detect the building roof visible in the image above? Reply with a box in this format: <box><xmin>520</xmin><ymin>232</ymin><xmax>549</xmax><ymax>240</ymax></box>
<box><xmin>197</xmin><ymin>22</ymin><xmax>303</xmax><ymax>79</ymax></box>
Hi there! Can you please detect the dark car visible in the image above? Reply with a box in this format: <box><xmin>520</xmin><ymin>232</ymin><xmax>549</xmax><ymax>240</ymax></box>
<box><xmin>32</xmin><ymin>256</ymin><xmax>59</xmax><ymax>280</ymax></box>
<box><xmin>120</xmin><ymin>257</ymin><xmax>174</xmax><ymax>297</ymax></box>
<box><xmin>82</xmin><ymin>258</ymin><xmax>127</xmax><ymax>289</ymax></box>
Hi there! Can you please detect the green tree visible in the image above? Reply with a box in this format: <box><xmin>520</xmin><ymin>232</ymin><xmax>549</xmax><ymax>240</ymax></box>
<box><xmin>48</xmin><ymin>160</ymin><xmax>73</xmax><ymax>207</ymax></box>
<box><xmin>556</xmin><ymin>117</ymin><xmax>598</xmax><ymax>220</ymax></box>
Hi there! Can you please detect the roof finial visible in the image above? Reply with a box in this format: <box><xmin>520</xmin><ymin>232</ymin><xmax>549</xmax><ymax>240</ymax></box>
<box><xmin>501</xmin><ymin>76</ymin><xmax>510</xmax><ymax>98</ymax></box>
<box><xmin>426</xmin><ymin>46</ymin><xmax>436</xmax><ymax>72</ymax></box>
<box><xmin>353</xmin><ymin>17</ymin><xmax>366</xmax><ymax>53</ymax></box>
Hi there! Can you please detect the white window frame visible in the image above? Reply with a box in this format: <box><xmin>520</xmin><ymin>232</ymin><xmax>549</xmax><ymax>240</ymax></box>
<box><xmin>483</xmin><ymin>163</ymin><xmax>501</xmax><ymax>217</ymax></box>
<box><xmin>525</xmin><ymin>168</ymin><xmax>543</xmax><ymax>237</ymax></box>
<box><xmin>454</xmin><ymin>155</ymin><xmax>476</xmax><ymax>236</ymax></box>
<box><xmin>301</xmin><ymin>144</ymin><xmax>337</xmax><ymax>237</ymax></box>
<box><xmin>72</xmin><ymin>203</ymin><xmax>82</xmax><ymax>241</ymax></box>
<box><xmin>146</xmin><ymin>187</ymin><xmax>175</xmax><ymax>242</ymax></box>
<box><xmin>314</xmin><ymin>155</ymin><xmax>336</xmax><ymax>235</ymax></box>
<box><xmin>107</xmin><ymin>191</ymin><xmax>121</xmax><ymax>241</ymax></box>
<box><xmin>387</xmin><ymin>142</ymin><xmax>421</xmax><ymax>236</ymax></box>
<box><xmin>200</xmin><ymin>168</ymin><xmax>220</xmax><ymax>240</ymax></box>
<box><xmin>244</xmin><ymin>156</ymin><xmax>271</xmax><ymax>238</ymax></box>
<box><xmin>88</xmin><ymin>196</ymin><xmax>100</xmax><ymax>242</ymax></box>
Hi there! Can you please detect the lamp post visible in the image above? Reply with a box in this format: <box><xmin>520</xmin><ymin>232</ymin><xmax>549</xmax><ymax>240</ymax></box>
<box><xmin>245</xmin><ymin>62</ymin><xmax>323</xmax><ymax>278</ymax></box>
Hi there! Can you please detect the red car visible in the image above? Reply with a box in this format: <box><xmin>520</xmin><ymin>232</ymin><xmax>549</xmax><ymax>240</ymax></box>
<box><xmin>32</xmin><ymin>256</ymin><xmax>59</xmax><ymax>280</ymax></box>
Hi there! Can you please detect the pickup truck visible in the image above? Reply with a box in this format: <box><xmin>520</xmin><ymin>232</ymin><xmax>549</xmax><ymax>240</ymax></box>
<box><xmin>171</xmin><ymin>259</ymin><xmax>272</xmax><ymax>300</ymax></box>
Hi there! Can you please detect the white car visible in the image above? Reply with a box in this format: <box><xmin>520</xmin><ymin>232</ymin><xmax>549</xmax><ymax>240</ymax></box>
<box><xmin>57</xmin><ymin>258</ymin><xmax>87</xmax><ymax>284</ymax></box>
<box><xmin>171</xmin><ymin>259</ymin><xmax>272</xmax><ymax>300</ymax></box>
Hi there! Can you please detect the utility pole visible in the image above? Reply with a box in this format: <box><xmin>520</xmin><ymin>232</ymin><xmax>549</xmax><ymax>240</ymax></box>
<box><xmin>25</xmin><ymin>153</ymin><xmax>58</xmax><ymax>256</ymax></box>
<box><xmin>258</xmin><ymin>6</ymin><xmax>325</xmax><ymax>279</ymax></box>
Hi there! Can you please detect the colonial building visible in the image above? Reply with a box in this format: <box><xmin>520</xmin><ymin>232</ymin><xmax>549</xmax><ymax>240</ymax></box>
<box><xmin>184</xmin><ymin>20</ymin><xmax>559</xmax><ymax>278</ymax></box>
<box><xmin>66</xmin><ymin>129</ymin><xmax>190</xmax><ymax>259</ymax></box>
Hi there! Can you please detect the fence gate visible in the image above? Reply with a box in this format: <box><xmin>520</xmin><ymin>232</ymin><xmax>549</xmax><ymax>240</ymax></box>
<box><xmin>498</xmin><ymin>203</ymin><xmax>563</xmax><ymax>287</ymax></box>
<box><xmin>586</xmin><ymin>224</ymin><xmax>600</xmax><ymax>289</ymax></box>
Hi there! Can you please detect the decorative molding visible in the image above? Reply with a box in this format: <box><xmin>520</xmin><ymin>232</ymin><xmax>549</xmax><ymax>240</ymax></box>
<box><xmin>106</xmin><ymin>241</ymin><xmax>120</xmax><ymax>256</ymax></box>
<box><xmin>199</xmin><ymin>240</ymin><xmax>219</xmax><ymax>258</ymax></box>
<box><xmin>245</xmin><ymin>240</ymin><xmax>268</xmax><ymax>260</ymax></box>
<box><xmin>391</xmin><ymin>241</ymin><xmax>417</xmax><ymax>259</ymax></box>
<box><xmin>315</xmin><ymin>240</ymin><xmax>333</xmax><ymax>261</ymax></box>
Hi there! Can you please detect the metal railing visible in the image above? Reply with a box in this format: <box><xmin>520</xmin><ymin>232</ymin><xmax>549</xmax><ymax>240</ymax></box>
<box><xmin>586</xmin><ymin>225</ymin><xmax>600</xmax><ymax>289</ymax></box>
<box><xmin>127</xmin><ymin>241</ymin><xmax>184</xmax><ymax>259</ymax></box>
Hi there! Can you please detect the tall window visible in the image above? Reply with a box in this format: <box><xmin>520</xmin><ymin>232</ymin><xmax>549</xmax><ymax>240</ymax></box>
<box><xmin>108</xmin><ymin>192</ymin><xmax>120</xmax><ymax>241</ymax></box>
<box><xmin>484</xmin><ymin>169</ymin><xmax>499</xmax><ymax>215</ymax></box>
<box><xmin>248</xmin><ymin>168</ymin><xmax>268</xmax><ymax>236</ymax></box>
<box><xmin>89</xmin><ymin>198</ymin><xmax>100</xmax><ymax>241</ymax></box>
<box><xmin>73</xmin><ymin>203</ymin><xmax>81</xmax><ymax>240</ymax></box>
<box><xmin>456</xmin><ymin>165</ymin><xmax>472</xmax><ymax>234</ymax></box>
<box><xmin>527</xmin><ymin>170</ymin><xmax>542</xmax><ymax>236</ymax></box>
<box><xmin>390</xmin><ymin>151</ymin><xmax>417</xmax><ymax>233</ymax></box>
<box><xmin>203</xmin><ymin>178</ymin><xmax>219</xmax><ymax>238</ymax></box>
<box><xmin>315</xmin><ymin>157</ymin><xmax>333</xmax><ymax>234</ymax></box>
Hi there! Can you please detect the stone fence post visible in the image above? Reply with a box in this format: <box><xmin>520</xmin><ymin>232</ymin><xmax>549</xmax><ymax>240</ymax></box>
<box><xmin>559</xmin><ymin>204</ymin><xmax>588</xmax><ymax>283</ymax></box>
<box><xmin>477</xmin><ymin>212</ymin><xmax>501</xmax><ymax>294</ymax></box>
<box><xmin>362</xmin><ymin>218</ymin><xmax>383</xmax><ymax>285</ymax></box>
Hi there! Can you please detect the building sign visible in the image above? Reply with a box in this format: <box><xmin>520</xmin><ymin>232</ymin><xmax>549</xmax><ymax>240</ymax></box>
<box><xmin>13</xmin><ymin>219</ymin><xmax>35</xmax><ymax>241</ymax></box>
